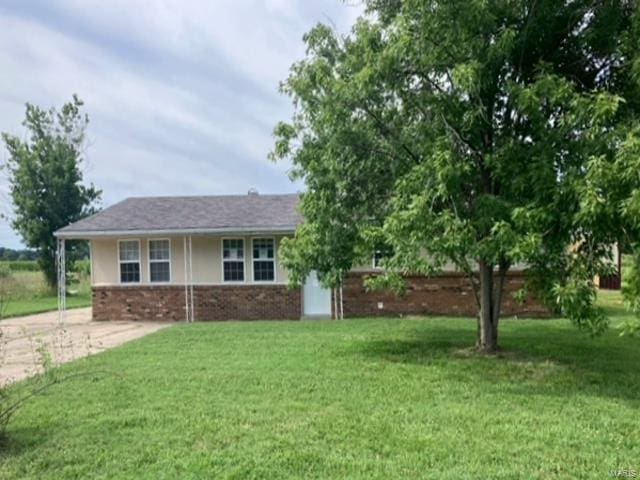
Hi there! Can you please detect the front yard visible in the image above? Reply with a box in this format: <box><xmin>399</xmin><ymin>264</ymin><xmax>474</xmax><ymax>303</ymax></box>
<box><xmin>1</xmin><ymin>307</ymin><xmax>638</xmax><ymax>479</ymax></box>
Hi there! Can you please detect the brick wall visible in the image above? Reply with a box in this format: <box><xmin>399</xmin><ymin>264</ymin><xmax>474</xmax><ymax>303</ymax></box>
<box><xmin>92</xmin><ymin>285</ymin><xmax>301</xmax><ymax>322</ymax></box>
<box><xmin>92</xmin><ymin>271</ymin><xmax>546</xmax><ymax>322</ymax></box>
<box><xmin>337</xmin><ymin>271</ymin><xmax>547</xmax><ymax>318</ymax></box>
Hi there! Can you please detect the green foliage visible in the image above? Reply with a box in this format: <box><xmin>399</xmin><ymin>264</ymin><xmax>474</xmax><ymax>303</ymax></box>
<box><xmin>0</xmin><ymin>264</ymin><xmax>9</xmax><ymax>319</ymax></box>
<box><xmin>0</xmin><ymin>261</ymin><xmax>40</xmax><ymax>272</ymax></box>
<box><xmin>273</xmin><ymin>0</ymin><xmax>640</xmax><ymax>342</ymax></box>
<box><xmin>0</xmin><ymin>263</ymin><xmax>10</xmax><ymax>280</ymax></box>
<box><xmin>1</xmin><ymin>95</ymin><xmax>101</xmax><ymax>287</ymax></box>
<box><xmin>0</xmin><ymin>247</ymin><xmax>37</xmax><ymax>261</ymax></box>
<box><xmin>0</xmin><ymin>270</ymin><xmax>91</xmax><ymax>318</ymax></box>
<box><xmin>621</xmin><ymin>252</ymin><xmax>640</xmax><ymax>335</ymax></box>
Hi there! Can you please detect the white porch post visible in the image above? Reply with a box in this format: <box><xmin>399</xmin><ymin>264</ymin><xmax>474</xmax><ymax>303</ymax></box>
<box><xmin>183</xmin><ymin>236</ymin><xmax>194</xmax><ymax>322</ymax></box>
<box><xmin>56</xmin><ymin>238</ymin><xmax>66</xmax><ymax>325</ymax></box>
<box><xmin>183</xmin><ymin>236</ymin><xmax>190</xmax><ymax>322</ymax></box>
<box><xmin>189</xmin><ymin>235</ymin><xmax>194</xmax><ymax>322</ymax></box>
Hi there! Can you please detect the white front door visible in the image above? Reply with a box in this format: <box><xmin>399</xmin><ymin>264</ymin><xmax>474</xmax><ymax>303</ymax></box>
<box><xmin>303</xmin><ymin>271</ymin><xmax>332</xmax><ymax>317</ymax></box>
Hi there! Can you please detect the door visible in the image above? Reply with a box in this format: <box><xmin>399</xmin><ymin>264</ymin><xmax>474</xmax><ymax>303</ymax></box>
<box><xmin>303</xmin><ymin>271</ymin><xmax>332</xmax><ymax>317</ymax></box>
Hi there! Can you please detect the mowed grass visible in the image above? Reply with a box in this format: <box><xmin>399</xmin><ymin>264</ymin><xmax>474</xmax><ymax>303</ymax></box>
<box><xmin>1</xmin><ymin>270</ymin><xmax>91</xmax><ymax>318</ymax></box>
<box><xmin>1</xmin><ymin>307</ymin><xmax>639</xmax><ymax>479</ymax></box>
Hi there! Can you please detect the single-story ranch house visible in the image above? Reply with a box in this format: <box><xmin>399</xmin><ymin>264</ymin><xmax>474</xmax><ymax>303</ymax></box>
<box><xmin>55</xmin><ymin>192</ymin><xmax>546</xmax><ymax>321</ymax></box>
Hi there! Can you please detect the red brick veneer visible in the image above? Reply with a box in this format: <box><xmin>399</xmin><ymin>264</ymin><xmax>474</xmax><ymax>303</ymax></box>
<box><xmin>92</xmin><ymin>272</ymin><xmax>546</xmax><ymax>322</ymax></box>
<box><xmin>337</xmin><ymin>271</ymin><xmax>547</xmax><ymax>318</ymax></box>
<box><xmin>92</xmin><ymin>285</ymin><xmax>301</xmax><ymax>322</ymax></box>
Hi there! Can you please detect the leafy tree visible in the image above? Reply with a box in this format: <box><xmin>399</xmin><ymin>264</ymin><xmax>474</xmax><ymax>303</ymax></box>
<box><xmin>2</xmin><ymin>95</ymin><xmax>101</xmax><ymax>287</ymax></box>
<box><xmin>272</xmin><ymin>1</ymin><xmax>640</xmax><ymax>352</ymax></box>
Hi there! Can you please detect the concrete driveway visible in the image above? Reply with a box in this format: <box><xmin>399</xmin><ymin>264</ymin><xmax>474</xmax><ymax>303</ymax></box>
<box><xmin>1</xmin><ymin>308</ymin><xmax>170</xmax><ymax>385</ymax></box>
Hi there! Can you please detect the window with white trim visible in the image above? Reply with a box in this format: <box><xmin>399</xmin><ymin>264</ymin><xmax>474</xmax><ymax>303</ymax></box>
<box><xmin>119</xmin><ymin>240</ymin><xmax>140</xmax><ymax>283</ymax></box>
<box><xmin>149</xmin><ymin>239</ymin><xmax>171</xmax><ymax>283</ymax></box>
<box><xmin>223</xmin><ymin>238</ymin><xmax>244</xmax><ymax>282</ymax></box>
<box><xmin>253</xmin><ymin>238</ymin><xmax>275</xmax><ymax>282</ymax></box>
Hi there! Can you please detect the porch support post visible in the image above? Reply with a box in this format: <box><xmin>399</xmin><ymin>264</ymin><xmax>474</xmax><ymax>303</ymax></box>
<box><xmin>57</xmin><ymin>238</ymin><xmax>66</xmax><ymax>325</ymax></box>
<box><xmin>189</xmin><ymin>235</ymin><xmax>194</xmax><ymax>322</ymax></box>
<box><xmin>183</xmin><ymin>236</ymin><xmax>190</xmax><ymax>322</ymax></box>
<box><xmin>339</xmin><ymin>277</ymin><xmax>344</xmax><ymax>320</ymax></box>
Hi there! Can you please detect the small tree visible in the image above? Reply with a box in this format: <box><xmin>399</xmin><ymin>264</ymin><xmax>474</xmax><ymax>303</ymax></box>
<box><xmin>2</xmin><ymin>95</ymin><xmax>101</xmax><ymax>287</ymax></box>
<box><xmin>272</xmin><ymin>1</ymin><xmax>640</xmax><ymax>352</ymax></box>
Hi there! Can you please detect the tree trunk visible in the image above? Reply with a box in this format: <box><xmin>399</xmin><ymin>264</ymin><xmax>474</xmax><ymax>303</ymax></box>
<box><xmin>477</xmin><ymin>261</ymin><xmax>500</xmax><ymax>353</ymax></box>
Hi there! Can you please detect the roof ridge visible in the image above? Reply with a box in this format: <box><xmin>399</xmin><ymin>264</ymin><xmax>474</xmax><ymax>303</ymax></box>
<box><xmin>123</xmin><ymin>192</ymin><xmax>301</xmax><ymax>201</ymax></box>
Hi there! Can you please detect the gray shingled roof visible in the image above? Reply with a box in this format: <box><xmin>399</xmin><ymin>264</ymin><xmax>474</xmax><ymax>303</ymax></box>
<box><xmin>55</xmin><ymin>193</ymin><xmax>301</xmax><ymax>238</ymax></box>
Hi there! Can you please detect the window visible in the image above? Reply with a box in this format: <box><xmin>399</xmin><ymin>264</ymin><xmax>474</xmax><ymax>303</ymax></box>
<box><xmin>373</xmin><ymin>250</ymin><xmax>384</xmax><ymax>269</ymax></box>
<box><xmin>149</xmin><ymin>239</ymin><xmax>171</xmax><ymax>283</ymax></box>
<box><xmin>253</xmin><ymin>238</ymin><xmax>275</xmax><ymax>282</ymax></box>
<box><xmin>119</xmin><ymin>240</ymin><xmax>140</xmax><ymax>283</ymax></box>
<box><xmin>223</xmin><ymin>238</ymin><xmax>244</xmax><ymax>282</ymax></box>
<box><xmin>372</xmin><ymin>245</ymin><xmax>393</xmax><ymax>270</ymax></box>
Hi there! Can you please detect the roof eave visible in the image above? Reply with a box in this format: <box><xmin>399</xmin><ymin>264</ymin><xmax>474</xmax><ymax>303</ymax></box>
<box><xmin>54</xmin><ymin>225</ymin><xmax>299</xmax><ymax>239</ymax></box>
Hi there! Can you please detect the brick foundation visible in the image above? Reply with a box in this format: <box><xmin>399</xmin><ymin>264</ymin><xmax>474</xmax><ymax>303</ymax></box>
<box><xmin>337</xmin><ymin>271</ymin><xmax>547</xmax><ymax>318</ymax></box>
<box><xmin>92</xmin><ymin>271</ymin><xmax>546</xmax><ymax>322</ymax></box>
<box><xmin>92</xmin><ymin>285</ymin><xmax>301</xmax><ymax>322</ymax></box>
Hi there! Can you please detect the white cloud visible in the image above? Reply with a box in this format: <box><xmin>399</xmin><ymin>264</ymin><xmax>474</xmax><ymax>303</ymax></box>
<box><xmin>0</xmin><ymin>0</ymin><xmax>364</xmax><ymax>248</ymax></box>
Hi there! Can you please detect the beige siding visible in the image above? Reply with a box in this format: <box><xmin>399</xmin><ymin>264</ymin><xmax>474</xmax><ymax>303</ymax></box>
<box><xmin>275</xmin><ymin>236</ymin><xmax>289</xmax><ymax>283</ymax></box>
<box><xmin>90</xmin><ymin>234</ymin><xmax>291</xmax><ymax>286</ymax></box>
<box><xmin>191</xmin><ymin>236</ymin><xmax>220</xmax><ymax>283</ymax></box>
<box><xmin>92</xmin><ymin>239</ymin><xmax>119</xmax><ymax>285</ymax></box>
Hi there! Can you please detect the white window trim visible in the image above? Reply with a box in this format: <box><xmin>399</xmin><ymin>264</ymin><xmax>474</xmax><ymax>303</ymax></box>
<box><xmin>251</xmin><ymin>237</ymin><xmax>277</xmax><ymax>283</ymax></box>
<box><xmin>221</xmin><ymin>237</ymin><xmax>246</xmax><ymax>283</ymax></box>
<box><xmin>147</xmin><ymin>238</ymin><xmax>172</xmax><ymax>284</ymax></box>
<box><xmin>118</xmin><ymin>239</ymin><xmax>141</xmax><ymax>284</ymax></box>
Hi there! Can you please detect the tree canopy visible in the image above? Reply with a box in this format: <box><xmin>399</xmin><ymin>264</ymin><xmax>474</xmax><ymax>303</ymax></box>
<box><xmin>2</xmin><ymin>95</ymin><xmax>101</xmax><ymax>287</ymax></box>
<box><xmin>272</xmin><ymin>0</ymin><xmax>640</xmax><ymax>351</ymax></box>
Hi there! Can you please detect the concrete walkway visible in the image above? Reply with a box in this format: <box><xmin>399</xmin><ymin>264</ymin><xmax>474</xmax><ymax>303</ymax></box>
<box><xmin>0</xmin><ymin>308</ymin><xmax>170</xmax><ymax>385</ymax></box>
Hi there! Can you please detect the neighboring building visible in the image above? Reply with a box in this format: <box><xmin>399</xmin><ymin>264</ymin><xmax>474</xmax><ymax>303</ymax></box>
<box><xmin>55</xmin><ymin>193</ymin><xmax>545</xmax><ymax>321</ymax></box>
<box><xmin>596</xmin><ymin>244</ymin><xmax>622</xmax><ymax>290</ymax></box>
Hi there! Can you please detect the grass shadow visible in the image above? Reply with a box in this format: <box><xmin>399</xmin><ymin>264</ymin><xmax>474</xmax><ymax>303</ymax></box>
<box><xmin>346</xmin><ymin>318</ymin><xmax>640</xmax><ymax>404</ymax></box>
<box><xmin>0</xmin><ymin>423</ymin><xmax>56</xmax><ymax>458</ymax></box>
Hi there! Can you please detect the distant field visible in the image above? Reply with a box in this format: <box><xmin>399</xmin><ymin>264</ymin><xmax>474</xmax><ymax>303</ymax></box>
<box><xmin>1</xmin><ymin>260</ymin><xmax>40</xmax><ymax>272</ymax></box>
<box><xmin>0</xmin><ymin>263</ymin><xmax>91</xmax><ymax>318</ymax></box>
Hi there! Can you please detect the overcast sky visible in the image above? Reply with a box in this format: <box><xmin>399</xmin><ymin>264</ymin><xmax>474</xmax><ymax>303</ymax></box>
<box><xmin>0</xmin><ymin>0</ymin><xmax>363</xmax><ymax>249</ymax></box>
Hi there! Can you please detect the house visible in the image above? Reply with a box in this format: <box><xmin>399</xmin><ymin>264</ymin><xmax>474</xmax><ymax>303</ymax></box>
<box><xmin>54</xmin><ymin>192</ymin><xmax>546</xmax><ymax>321</ymax></box>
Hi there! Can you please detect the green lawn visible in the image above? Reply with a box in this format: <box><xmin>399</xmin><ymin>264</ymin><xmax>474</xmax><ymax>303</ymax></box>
<box><xmin>1</xmin><ymin>303</ymin><xmax>638</xmax><ymax>479</ymax></box>
<box><xmin>1</xmin><ymin>270</ymin><xmax>91</xmax><ymax>318</ymax></box>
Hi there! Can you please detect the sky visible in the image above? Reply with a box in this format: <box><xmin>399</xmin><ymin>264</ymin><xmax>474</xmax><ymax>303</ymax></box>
<box><xmin>0</xmin><ymin>0</ymin><xmax>363</xmax><ymax>249</ymax></box>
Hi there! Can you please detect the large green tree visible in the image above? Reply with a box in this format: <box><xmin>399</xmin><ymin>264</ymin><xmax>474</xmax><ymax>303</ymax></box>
<box><xmin>2</xmin><ymin>95</ymin><xmax>101</xmax><ymax>287</ymax></box>
<box><xmin>272</xmin><ymin>1</ymin><xmax>640</xmax><ymax>352</ymax></box>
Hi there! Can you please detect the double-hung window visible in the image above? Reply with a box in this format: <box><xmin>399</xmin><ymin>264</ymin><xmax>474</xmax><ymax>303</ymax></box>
<box><xmin>149</xmin><ymin>239</ymin><xmax>171</xmax><ymax>283</ymax></box>
<box><xmin>223</xmin><ymin>239</ymin><xmax>245</xmax><ymax>282</ymax></box>
<box><xmin>119</xmin><ymin>240</ymin><xmax>141</xmax><ymax>283</ymax></box>
<box><xmin>253</xmin><ymin>238</ymin><xmax>275</xmax><ymax>282</ymax></box>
